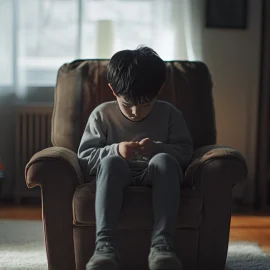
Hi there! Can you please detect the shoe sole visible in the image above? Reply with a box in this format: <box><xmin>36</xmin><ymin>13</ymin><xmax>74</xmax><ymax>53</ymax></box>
<box><xmin>86</xmin><ymin>260</ymin><xmax>120</xmax><ymax>270</ymax></box>
<box><xmin>149</xmin><ymin>259</ymin><xmax>183</xmax><ymax>270</ymax></box>
<box><xmin>149</xmin><ymin>267</ymin><xmax>182</xmax><ymax>270</ymax></box>
<box><xmin>149</xmin><ymin>267</ymin><xmax>181</xmax><ymax>270</ymax></box>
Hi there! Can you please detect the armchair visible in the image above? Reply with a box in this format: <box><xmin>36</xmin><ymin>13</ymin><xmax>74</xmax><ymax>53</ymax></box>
<box><xmin>25</xmin><ymin>60</ymin><xmax>247</xmax><ymax>270</ymax></box>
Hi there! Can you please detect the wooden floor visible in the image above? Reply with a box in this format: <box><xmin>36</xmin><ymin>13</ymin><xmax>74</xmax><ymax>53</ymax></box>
<box><xmin>1</xmin><ymin>206</ymin><xmax>270</xmax><ymax>254</ymax></box>
<box><xmin>230</xmin><ymin>215</ymin><xmax>270</xmax><ymax>254</ymax></box>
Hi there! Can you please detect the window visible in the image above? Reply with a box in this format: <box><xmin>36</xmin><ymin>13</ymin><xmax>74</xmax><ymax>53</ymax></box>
<box><xmin>0</xmin><ymin>0</ymin><xmax>176</xmax><ymax>89</ymax></box>
<box><xmin>0</xmin><ymin>0</ymin><xmax>13</xmax><ymax>86</ymax></box>
<box><xmin>18</xmin><ymin>0</ymin><xmax>79</xmax><ymax>87</ymax></box>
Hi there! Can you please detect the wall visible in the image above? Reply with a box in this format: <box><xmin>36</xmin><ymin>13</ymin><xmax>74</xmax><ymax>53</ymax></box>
<box><xmin>201</xmin><ymin>0</ymin><xmax>262</xmax><ymax>204</ymax></box>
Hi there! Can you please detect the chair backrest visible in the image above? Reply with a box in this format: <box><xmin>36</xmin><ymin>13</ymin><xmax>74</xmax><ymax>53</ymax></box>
<box><xmin>51</xmin><ymin>60</ymin><xmax>216</xmax><ymax>152</ymax></box>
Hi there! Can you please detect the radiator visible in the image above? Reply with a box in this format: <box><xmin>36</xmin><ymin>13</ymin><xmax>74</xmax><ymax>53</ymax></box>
<box><xmin>15</xmin><ymin>104</ymin><xmax>53</xmax><ymax>200</ymax></box>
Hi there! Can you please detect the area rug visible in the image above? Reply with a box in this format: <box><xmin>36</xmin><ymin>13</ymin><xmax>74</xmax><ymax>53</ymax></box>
<box><xmin>0</xmin><ymin>220</ymin><xmax>270</xmax><ymax>270</ymax></box>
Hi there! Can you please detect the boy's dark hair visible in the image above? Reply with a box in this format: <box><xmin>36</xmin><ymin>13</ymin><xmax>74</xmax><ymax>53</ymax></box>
<box><xmin>107</xmin><ymin>46</ymin><xmax>166</xmax><ymax>105</ymax></box>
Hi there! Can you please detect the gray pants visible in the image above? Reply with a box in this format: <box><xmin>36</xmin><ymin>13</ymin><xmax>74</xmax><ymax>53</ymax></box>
<box><xmin>95</xmin><ymin>153</ymin><xmax>183</xmax><ymax>248</ymax></box>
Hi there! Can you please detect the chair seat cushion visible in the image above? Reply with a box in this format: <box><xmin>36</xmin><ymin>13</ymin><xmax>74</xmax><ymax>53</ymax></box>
<box><xmin>72</xmin><ymin>182</ymin><xmax>202</xmax><ymax>229</ymax></box>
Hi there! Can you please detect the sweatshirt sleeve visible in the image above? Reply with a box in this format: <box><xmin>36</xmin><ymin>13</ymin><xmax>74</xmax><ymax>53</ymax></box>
<box><xmin>77</xmin><ymin>113</ymin><xmax>119</xmax><ymax>175</ymax></box>
<box><xmin>154</xmin><ymin>108</ymin><xmax>193</xmax><ymax>168</ymax></box>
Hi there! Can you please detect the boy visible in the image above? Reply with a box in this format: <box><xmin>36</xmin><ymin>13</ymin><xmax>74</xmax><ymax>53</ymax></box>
<box><xmin>78</xmin><ymin>46</ymin><xmax>193</xmax><ymax>270</ymax></box>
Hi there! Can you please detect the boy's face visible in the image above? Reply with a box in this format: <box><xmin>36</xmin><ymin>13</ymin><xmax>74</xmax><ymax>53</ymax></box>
<box><xmin>116</xmin><ymin>95</ymin><xmax>155</xmax><ymax>121</ymax></box>
<box><xmin>109</xmin><ymin>84</ymin><xmax>155</xmax><ymax>122</ymax></box>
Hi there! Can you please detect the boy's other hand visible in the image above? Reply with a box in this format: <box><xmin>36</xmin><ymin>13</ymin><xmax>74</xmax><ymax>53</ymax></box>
<box><xmin>139</xmin><ymin>138</ymin><xmax>155</xmax><ymax>158</ymax></box>
<box><xmin>118</xmin><ymin>141</ymin><xmax>140</xmax><ymax>160</ymax></box>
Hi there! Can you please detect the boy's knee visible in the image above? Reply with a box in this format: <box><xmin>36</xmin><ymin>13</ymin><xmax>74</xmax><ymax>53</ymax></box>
<box><xmin>149</xmin><ymin>153</ymin><xmax>183</xmax><ymax>178</ymax></box>
<box><xmin>97</xmin><ymin>155</ymin><xmax>131</xmax><ymax>186</ymax></box>
<box><xmin>99</xmin><ymin>155</ymin><xmax>127</xmax><ymax>170</ymax></box>
<box><xmin>150</xmin><ymin>153</ymin><xmax>179</xmax><ymax>168</ymax></box>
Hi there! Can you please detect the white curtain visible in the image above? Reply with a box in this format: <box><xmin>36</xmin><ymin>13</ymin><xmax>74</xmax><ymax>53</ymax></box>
<box><xmin>0</xmin><ymin>0</ymin><xmax>203</xmax><ymax>98</ymax></box>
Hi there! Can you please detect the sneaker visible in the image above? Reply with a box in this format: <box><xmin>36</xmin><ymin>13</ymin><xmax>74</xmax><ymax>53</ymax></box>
<box><xmin>148</xmin><ymin>243</ymin><xmax>183</xmax><ymax>270</ymax></box>
<box><xmin>86</xmin><ymin>242</ymin><xmax>121</xmax><ymax>270</ymax></box>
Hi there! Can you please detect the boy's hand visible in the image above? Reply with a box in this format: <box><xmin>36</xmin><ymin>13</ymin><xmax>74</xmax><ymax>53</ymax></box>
<box><xmin>139</xmin><ymin>138</ymin><xmax>156</xmax><ymax>158</ymax></box>
<box><xmin>118</xmin><ymin>141</ymin><xmax>140</xmax><ymax>160</ymax></box>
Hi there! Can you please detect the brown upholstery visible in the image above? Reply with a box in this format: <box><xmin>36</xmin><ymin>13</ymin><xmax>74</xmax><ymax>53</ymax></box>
<box><xmin>25</xmin><ymin>60</ymin><xmax>248</xmax><ymax>270</ymax></box>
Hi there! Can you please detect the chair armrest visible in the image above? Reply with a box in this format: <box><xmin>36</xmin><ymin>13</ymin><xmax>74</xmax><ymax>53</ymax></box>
<box><xmin>186</xmin><ymin>145</ymin><xmax>248</xmax><ymax>268</ymax></box>
<box><xmin>185</xmin><ymin>145</ymin><xmax>248</xmax><ymax>187</ymax></box>
<box><xmin>25</xmin><ymin>146</ymin><xmax>84</xmax><ymax>188</ymax></box>
<box><xmin>25</xmin><ymin>147</ymin><xmax>84</xmax><ymax>270</ymax></box>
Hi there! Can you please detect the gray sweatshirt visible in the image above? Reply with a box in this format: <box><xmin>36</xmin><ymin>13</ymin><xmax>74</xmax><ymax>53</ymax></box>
<box><xmin>77</xmin><ymin>100</ymin><xmax>193</xmax><ymax>175</ymax></box>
